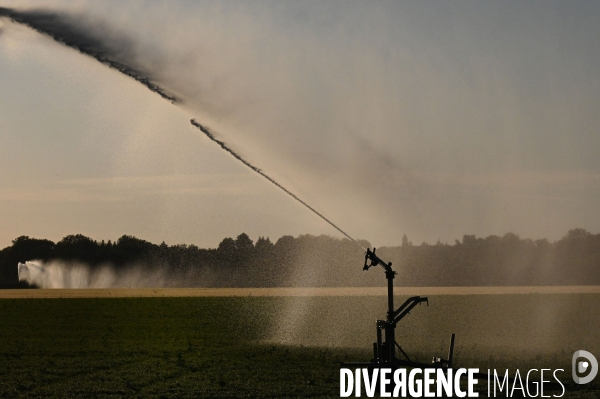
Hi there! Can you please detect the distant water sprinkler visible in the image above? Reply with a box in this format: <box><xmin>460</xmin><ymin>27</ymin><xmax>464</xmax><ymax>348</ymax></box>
<box><xmin>343</xmin><ymin>248</ymin><xmax>455</xmax><ymax>369</ymax></box>
<box><xmin>18</xmin><ymin>261</ymin><xmax>43</xmax><ymax>282</ymax></box>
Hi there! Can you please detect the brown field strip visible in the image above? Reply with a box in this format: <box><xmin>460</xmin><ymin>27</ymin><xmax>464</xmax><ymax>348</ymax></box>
<box><xmin>0</xmin><ymin>286</ymin><xmax>599</xmax><ymax>298</ymax></box>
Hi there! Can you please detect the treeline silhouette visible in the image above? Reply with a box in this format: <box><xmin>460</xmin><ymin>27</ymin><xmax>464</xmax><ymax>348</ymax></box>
<box><xmin>1</xmin><ymin>228</ymin><xmax>599</xmax><ymax>288</ymax></box>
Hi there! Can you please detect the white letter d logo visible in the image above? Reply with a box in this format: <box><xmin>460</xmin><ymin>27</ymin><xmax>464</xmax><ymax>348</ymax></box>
<box><xmin>573</xmin><ymin>350</ymin><xmax>598</xmax><ymax>384</ymax></box>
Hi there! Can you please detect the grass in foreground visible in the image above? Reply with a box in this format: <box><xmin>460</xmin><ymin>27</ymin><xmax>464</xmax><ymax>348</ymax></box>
<box><xmin>0</xmin><ymin>296</ymin><xmax>598</xmax><ymax>398</ymax></box>
<box><xmin>0</xmin><ymin>297</ymin><xmax>362</xmax><ymax>398</ymax></box>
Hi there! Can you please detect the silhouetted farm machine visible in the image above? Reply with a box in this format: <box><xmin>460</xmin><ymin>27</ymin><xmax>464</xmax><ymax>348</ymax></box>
<box><xmin>339</xmin><ymin>248</ymin><xmax>556</xmax><ymax>395</ymax></box>
<box><xmin>341</xmin><ymin>248</ymin><xmax>455</xmax><ymax>370</ymax></box>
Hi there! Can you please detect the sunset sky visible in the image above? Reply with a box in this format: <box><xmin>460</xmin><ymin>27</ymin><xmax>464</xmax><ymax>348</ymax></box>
<box><xmin>1</xmin><ymin>0</ymin><xmax>599</xmax><ymax>249</ymax></box>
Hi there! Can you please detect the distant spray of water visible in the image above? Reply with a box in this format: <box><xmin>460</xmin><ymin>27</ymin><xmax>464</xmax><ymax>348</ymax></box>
<box><xmin>18</xmin><ymin>260</ymin><xmax>174</xmax><ymax>288</ymax></box>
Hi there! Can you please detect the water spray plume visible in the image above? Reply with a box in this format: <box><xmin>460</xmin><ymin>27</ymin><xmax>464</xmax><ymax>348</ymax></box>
<box><xmin>0</xmin><ymin>6</ymin><xmax>366</xmax><ymax>251</ymax></box>
<box><xmin>17</xmin><ymin>261</ymin><xmax>172</xmax><ymax>288</ymax></box>
<box><xmin>0</xmin><ymin>7</ymin><xmax>178</xmax><ymax>103</ymax></box>
<box><xmin>191</xmin><ymin>120</ymin><xmax>366</xmax><ymax>251</ymax></box>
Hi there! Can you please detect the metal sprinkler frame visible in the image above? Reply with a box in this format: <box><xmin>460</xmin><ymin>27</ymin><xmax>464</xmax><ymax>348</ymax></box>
<box><xmin>341</xmin><ymin>247</ymin><xmax>455</xmax><ymax>370</ymax></box>
<box><xmin>340</xmin><ymin>248</ymin><xmax>562</xmax><ymax>395</ymax></box>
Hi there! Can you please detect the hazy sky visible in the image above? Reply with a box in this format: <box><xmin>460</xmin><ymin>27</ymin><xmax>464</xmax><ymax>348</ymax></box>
<box><xmin>1</xmin><ymin>0</ymin><xmax>599</xmax><ymax>249</ymax></box>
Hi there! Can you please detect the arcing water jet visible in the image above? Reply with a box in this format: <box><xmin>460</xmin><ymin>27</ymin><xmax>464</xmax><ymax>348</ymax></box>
<box><xmin>1</xmin><ymin>5</ymin><xmax>365</xmax><ymax>251</ymax></box>
<box><xmin>190</xmin><ymin>119</ymin><xmax>366</xmax><ymax>251</ymax></box>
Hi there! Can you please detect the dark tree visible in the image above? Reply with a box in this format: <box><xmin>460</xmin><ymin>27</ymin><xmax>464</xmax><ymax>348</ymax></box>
<box><xmin>2</xmin><ymin>228</ymin><xmax>599</xmax><ymax>288</ymax></box>
<box><xmin>255</xmin><ymin>236</ymin><xmax>274</xmax><ymax>252</ymax></box>
<box><xmin>235</xmin><ymin>233</ymin><xmax>254</xmax><ymax>252</ymax></box>
<box><xmin>54</xmin><ymin>234</ymin><xmax>99</xmax><ymax>263</ymax></box>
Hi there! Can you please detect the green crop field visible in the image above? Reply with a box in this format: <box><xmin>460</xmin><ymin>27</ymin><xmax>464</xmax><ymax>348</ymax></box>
<box><xmin>0</xmin><ymin>294</ymin><xmax>598</xmax><ymax>398</ymax></box>
<box><xmin>0</xmin><ymin>296</ymin><xmax>356</xmax><ymax>398</ymax></box>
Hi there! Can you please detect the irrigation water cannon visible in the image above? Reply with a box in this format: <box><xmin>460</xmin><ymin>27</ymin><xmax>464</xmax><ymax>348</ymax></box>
<box><xmin>340</xmin><ymin>249</ymin><xmax>562</xmax><ymax>396</ymax></box>
<box><xmin>343</xmin><ymin>248</ymin><xmax>455</xmax><ymax>369</ymax></box>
